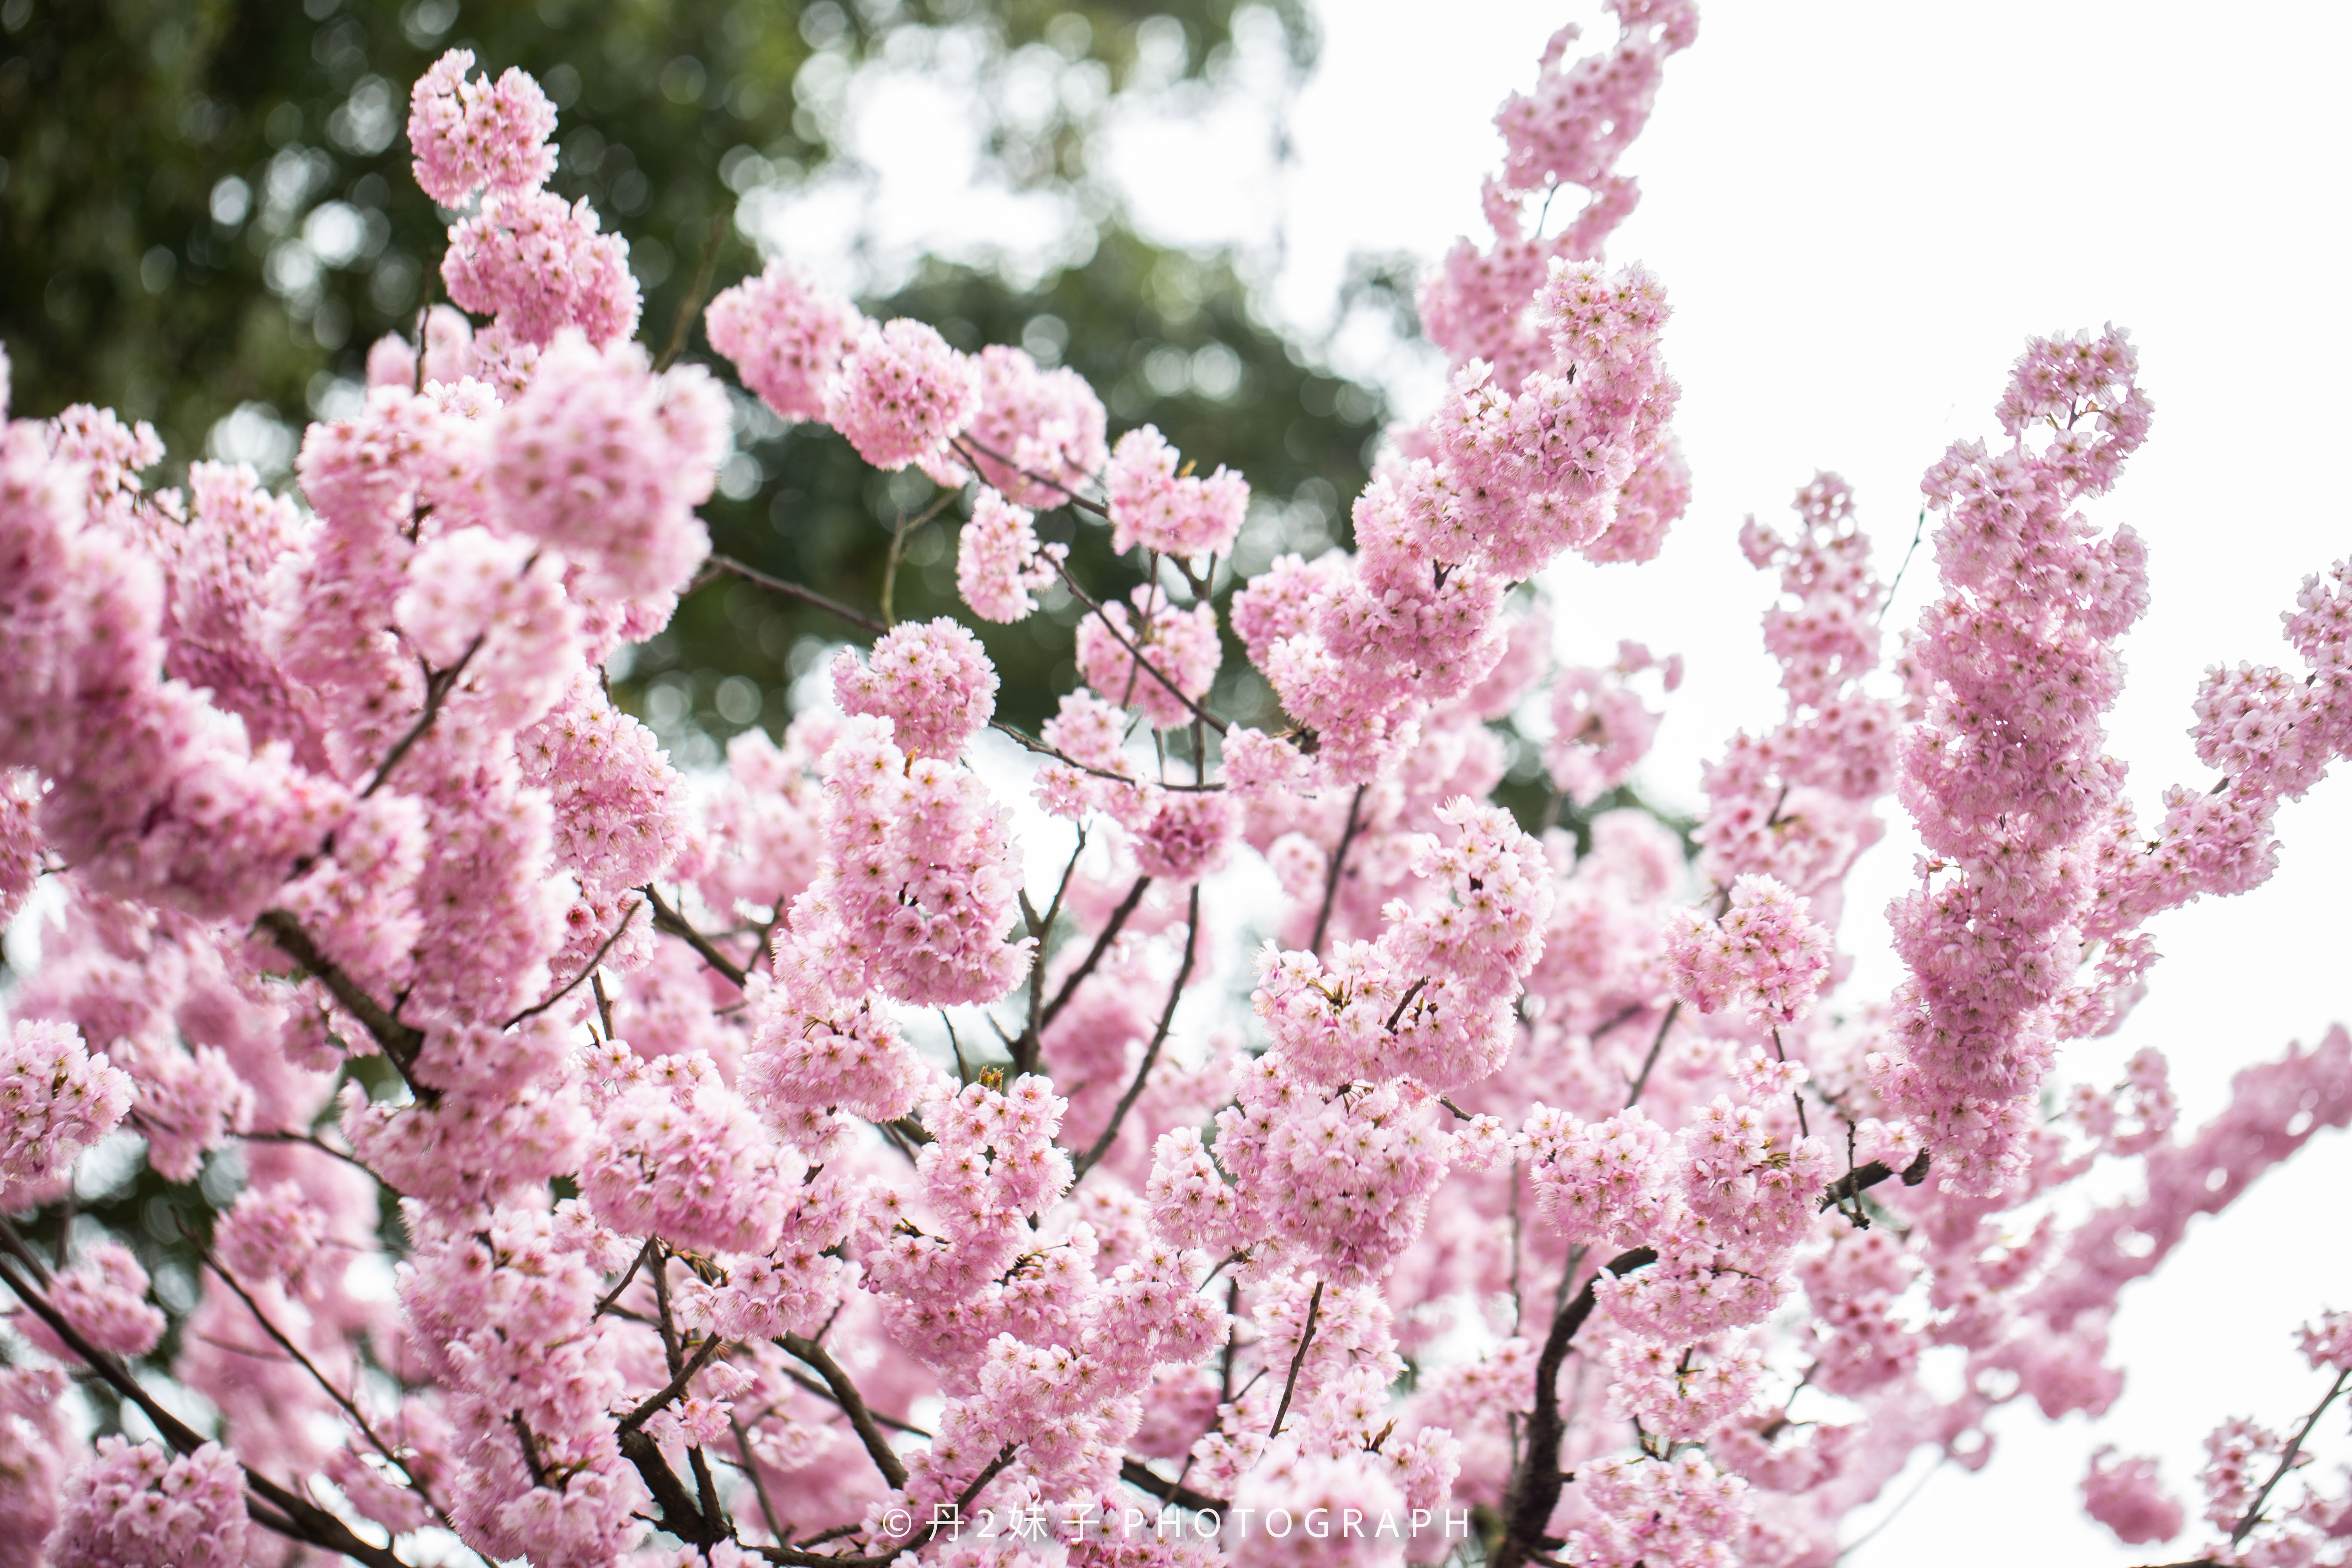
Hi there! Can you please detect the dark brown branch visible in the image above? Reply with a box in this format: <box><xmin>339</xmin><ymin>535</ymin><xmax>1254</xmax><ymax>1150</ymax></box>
<box><xmin>1014</xmin><ymin>829</ymin><xmax>1089</xmax><ymax>1075</ymax></box>
<box><xmin>1385</xmin><ymin>976</ymin><xmax>1429</xmax><ymax>1034</ymax></box>
<box><xmin>779</xmin><ymin>1330</ymin><xmax>910</xmax><ymax>1489</ymax></box>
<box><xmin>692</xmin><ymin>553</ymin><xmax>888</xmax><ymax>635</ymax></box>
<box><xmin>255</xmin><ymin>909</ymin><xmax>428</xmax><ymax>1075</ymax></box>
<box><xmin>954</xmin><ymin>1442</ymin><xmax>1021</xmax><ymax>1514</ymax></box>
<box><xmin>618</xmin><ymin>1425</ymin><xmax>724</xmax><ymax>1546</ymax></box>
<box><xmin>655</xmin><ymin>211</ymin><xmax>725</xmax><ymax>371</ymax></box>
<box><xmin>1038</xmin><ymin>874</ymin><xmax>1152</xmax><ymax>1035</ymax></box>
<box><xmin>1491</xmin><ymin>1247</ymin><xmax>1659</xmax><ymax>1568</ymax></box>
<box><xmin>618</xmin><ymin>1332</ymin><xmax>728</xmax><ymax>1433</ymax></box>
<box><xmin>508</xmin><ymin>896</ymin><xmax>641</xmax><ymax>1026</ymax></box>
<box><xmin>750</xmin><ymin>1546</ymin><xmax>900</xmax><ymax>1567</ymax></box>
<box><xmin>362</xmin><ymin>637</ymin><xmax>482</xmax><ymax>799</ymax></box>
<box><xmin>1623</xmin><ymin>1000</ymin><xmax>1680</xmax><ymax>1108</ymax></box>
<box><xmin>1309</xmin><ymin>785</ymin><xmax>1369</xmax><ymax>958</ymax></box>
<box><xmin>1045</xmin><ymin>554</ymin><xmax>1230</xmax><ymax>735</ymax></box>
<box><xmin>1816</xmin><ymin>1148</ymin><xmax>1932</xmax><ymax>1212</ymax></box>
<box><xmin>594</xmin><ymin>1237</ymin><xmax>658</xmax><ymax>1319</ymax></box>
<box><xmin>641</xmin><ymin>883</ymin><xmax>749</xmax><ymax>989</ymax></box>
<box><xmin>0</xmin><ymin>1250</ymin><xmax>413</xmax><ymax>1568</ymax></box>
<box><xmin>1268</xmin><ymin>1278</ymin><xmax>1324</xmax><ymax>1439</ymax></box>
<box><xmin>237</xmin><ymin>1128</ymin><xmax>377</xmax><ymax>1179</ymax></box>
<box><xmin>1118</xmin><ymin>1458</ymin><xmax>1231</xmax><ymax>1513</ymax></box>
<box><xmin>510</xmin><ymin>1412</ymin><xmax>550</xmax><ymax>1488</ymax></box>
<box><xmin>1072</xmin><ymin>882</ymin><xmax>1200</xmax><ymax>1180</ymax></box>
<box><xmin>2233</xmin><ymin>1365</ymin><xmax>2350</xmax><ymax>1547</ymax></box>
<box><xmin>193</xmin><ymin>1237</ymin><xmax>449</xmax><ymax>1526</ymax></box>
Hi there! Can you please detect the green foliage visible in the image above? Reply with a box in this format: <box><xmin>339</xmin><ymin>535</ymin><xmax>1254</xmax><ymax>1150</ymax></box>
<box><xmin>640</xmin><ymin>225</ymin><xmax>1386</xmax><ymax>756</ymax></box>
<box><xmin>0</xmin><ymin>0</ymin><xmax>1313</xmax><ymax>464</ymax></box>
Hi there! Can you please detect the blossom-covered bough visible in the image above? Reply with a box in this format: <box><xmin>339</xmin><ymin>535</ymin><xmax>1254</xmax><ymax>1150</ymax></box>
<box><xmin>3</xmin><ymin>8</ymin><xmax>2350</xmax><ymax>1567</ymax></box>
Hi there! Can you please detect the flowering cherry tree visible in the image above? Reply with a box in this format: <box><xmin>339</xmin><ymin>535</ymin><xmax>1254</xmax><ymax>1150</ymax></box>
<box><xmin>5</xmin><ymin>7</ymin><xmax>2351</xmax><ymax>1568</ymax></box>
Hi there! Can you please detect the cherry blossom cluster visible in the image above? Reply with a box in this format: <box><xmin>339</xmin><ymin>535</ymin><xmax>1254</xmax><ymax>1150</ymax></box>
<box><xmin>1</xmin><ymin>19</ymin><xmax>2349</xmax><ymax>1568</ymax></box>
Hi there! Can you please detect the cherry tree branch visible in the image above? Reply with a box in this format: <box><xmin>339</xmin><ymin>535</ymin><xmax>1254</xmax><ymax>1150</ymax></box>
<box><xmin>1118</xmin><ymin>1458</ymin><xmax>1231</xmax><ymax>1513</ymax></box>
<box><xmin>1309</xmin><ymin>784</ymin><xmax>1369</xmax><ymax>958</ymax></box>
<box><xmin>507</xmin><ymin>896</ymin><xmax>640</xmax><ymax>1026</ymax></box>
<box><xmin>191</xmin><ymin>1234</ymin><xmax>452</xmax><ymax>1528</ymax></box>
<box><xmin>254</xmin><ymin>910</ymin><xmax>430</xmax><ymax>1103</ymax></box>
<box><xmin>1816</xmin><ymin>1148</ymin><xmax>1932</xmax><ymax>1211</ymax></box>
<box><xmin>691</xmin><ymin>553</ymin><xmax>887</xmax><ymax>635</ymax></box>
<box><xmin>989</xmin><ymin>718</ymin><xmax>1225</xmax><ymax>792</ymax></box>
<box><xmin>0</xmin><ymin>1243</ymin><xmax>414</xmax><ymax>1568</ymax></box>
<box><xmin>1071</xmin><ymin>881</ymin><xmax>1200</xmax><ymax>1181</ymax></box>
<box><xmin>2232</xmin><ymin>1365</ymin><xmax>2350</xmax><ymax>1547</ymax></box>
<box><xmin>949</xmin><ymin>433</ymin><xmax>1112</xmax><ymax>520</ymax></box>
<box><xmin>616</xmin><ymin>1331</ymin><xmax>728</xmax><ymax>1433</ymax></box>
<box><xmin>1623</xmin><ymin>1000</ymin><xmax>1680</xmax><ymax>1108</ymax></box>
<box><xmin>361</xmin><ymin>637</ymin><xmax>482</xmax><ymax>800</ymax></box>
<box><xmin>1014</xmin><ymin>828</ymin><xmax>1089</xmax><ymax>1075</ymax></box>
<box><xmin>1038</xmin><ymin>874</ymin><xmax>1152</xmax><ymax>1035</ymax></box>
<box><xmin>1268</xmin><ymin>1279</ymin><xmax>1325</xmax><ymax>1439</ymax></box>
<box><xmin>640</xmin><ymin>883</ymin><xmax>750</xmax><ymax>989</ymax></box>
<box><xmin>1492</xmin><ymin>1247</ymin><xmax>1660</xmax><ymax>1568</ymax></box>
<box><xmin>954</xmin><ymin>1442</ymin><xmax>1021</xmax><ymax>1514</ymax></box>
<box><xmin>778</xmin><ymin>1330</ymin><xmax>910</xmax><ymax>1490</ymax></box>
<box><xmin>1044</xmin><ymin>553</ymin><xmax>1231</xmax><ymax>735</ymax></box>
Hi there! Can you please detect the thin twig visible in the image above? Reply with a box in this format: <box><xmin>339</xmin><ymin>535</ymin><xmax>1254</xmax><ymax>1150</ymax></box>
<box><xmin>732</xmin><ymin>1411</ymin><xmax>790</xmax><ymax>1546</ymax></box>
<box><xmin>1771</xmin><ymin>1025</ymin><xmax>1811</xmax><ymax>1140</ymax></box>
<box><xmin>191</xmin><ymin>1237</ymin><xmax>451</xmax><ymax>1527</ymax></box>
<box><xmin>1588</xmin><ymin>1001</ymin><xmax>1645</xmax><ymax>1042</ymax></box>
<box><xmin>1038</xmin><ymin>874</ymin><xmax>1152</xmax><ymax>1034</ymax></box>
<box><xmin>1385</xmin><ymin>976</ymin><xmax>1430</xmax><ymax>1034</ymax></box>
<box><xmin>989</xmin><ymin>719</ymin><xmax>1226</xmax><ymax>792</ymax></box>
<box><xmin>1072</xmin><ymin>882</ymin><xmax>1201</xmax><ymax>1180</ymax></box>
<box><xmin>508</xmin><ymin>897</ymin><xmax>640</xmax><ymax>1026</ymax></box>
<box><xmin>2232</xmin><ymin>1366</ymin><xmax>2351</xmax><ymax>1547</ymax></box>
<box><xmin>880</xmin><ymin>505</ymin><xmax>913</xmax><ymax>628</ymax></box>
<box><xmin>0</xmin><ymin>1251</ymin><xmax>414</xmax><ymax>1568</ymax></box>
<box><xmin>1623</xmin><ymin>1001</ymin><xmax>1680</xmax><ymax>1108</ymax></box>
<box><xmin>362</xmin><ymin>638</ymin><xmax>482</xmax><ymax>799</ymax></box>
<box><xmin>690</xmin><ymin>554</ymin><xmax>888</xmax><ymax>635</ymax></box>
<box><xmin>1046</xmin><ymin>554</ymin><xmax>1230</xmax><ymax>735</ymax></box>
<box><xmin>1015</xmin><ymin>829</ymin><xmax>1089</xmax><ymax>1073</ymax></box>
<box><xmin>656</xmin><ymin>211</ymin><xmax>725</xmax><ymax>372</ymax></box>
<box><xmin>641</xmin><ymin>884</ymin><xmax>749</xmax><ymax>988</ymax></box>
<box><xmin>778</xmin><ymin>1331</ymin><xmax>910</xmax><ymax>1489</ymax></box>
<box><xmin>594</xmin><ymin>1238</ymin><xmax>659</xmax><ymax>1319</ymax></box>
<box><xmin>618</xmin><ymin>1332</ymin><xmax>729</xmax><ymax>1433</ymax></box>
<box><xmin>1309</xmin><ymin>785</ymin><xmax>1369</xmax><ymax>957</ymax></box>
<box><xmin>1876</xmin><ymin>504</ymin><xmax>1928</xmax><ymax>624</ymax></box>
<box><xmin>239</xmin><ymin>1128</ymin><xmax>377</xmax><ymax>1178</ymax></box>
<box><xmin>952</xmin><ymin>432</ymin><xmax>1111</xmax><ymax>520</ymax></box>
<box><xmin>1268</xmin><ymin>1279</ymin><xmax>1325</xmax><ymax>1438</ymax></box>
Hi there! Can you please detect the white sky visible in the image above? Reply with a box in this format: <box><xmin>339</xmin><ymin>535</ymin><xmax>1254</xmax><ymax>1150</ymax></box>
<box><xmin>1106</xmin><ymin>3</ymin><xmax>2352</xmax><ymax>1560</ymax></box>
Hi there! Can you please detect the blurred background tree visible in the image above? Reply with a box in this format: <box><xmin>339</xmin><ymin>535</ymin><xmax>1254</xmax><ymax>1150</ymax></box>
<box><xmin>0</xmin><ymin>0</ymin><xmax>1394</xmax><ymax>739</ymax></box>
